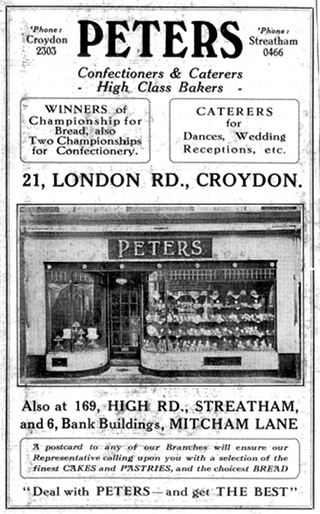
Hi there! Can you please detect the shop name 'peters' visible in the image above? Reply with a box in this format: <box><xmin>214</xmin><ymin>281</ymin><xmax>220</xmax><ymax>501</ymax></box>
<box><xmin>117</xmin><ymin>239</ymin><xmax>203</xmax><ymax>258</ymax></box>
<box><xmin>77</xmin><ymin>20</ymin><xmax>243</xmax><ymax>58</ymax></box>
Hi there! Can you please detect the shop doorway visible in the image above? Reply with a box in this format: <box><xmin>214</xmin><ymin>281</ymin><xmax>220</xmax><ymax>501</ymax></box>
<box><xmin>108</xmin><ymin>273</ymin><xmax>143</xmax><ymax>359</ymax></box>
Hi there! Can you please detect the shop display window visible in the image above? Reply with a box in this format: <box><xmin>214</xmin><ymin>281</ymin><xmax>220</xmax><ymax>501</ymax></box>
<box><xmin>46</xmin><ymin>268</ymin><xmax>106</xmax><ymax>353</ymax></box>
<box><xmin>143</xmin><ymin>262</ymin><xmax>276</xmax><ymax>354</ymax></box>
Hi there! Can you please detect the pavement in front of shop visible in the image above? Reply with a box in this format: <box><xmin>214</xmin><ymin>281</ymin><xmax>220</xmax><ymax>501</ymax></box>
<box><xmin>25</xmin><ymin>361</ymin><xmax>300</xmax><ymax>386</ymax></box>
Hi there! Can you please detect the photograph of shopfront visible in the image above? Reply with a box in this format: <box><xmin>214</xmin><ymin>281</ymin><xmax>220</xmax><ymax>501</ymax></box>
<box><xmin>19</xmin><ymin>204</ymin><xmax>302</xmax><ymax>383</ymax></box>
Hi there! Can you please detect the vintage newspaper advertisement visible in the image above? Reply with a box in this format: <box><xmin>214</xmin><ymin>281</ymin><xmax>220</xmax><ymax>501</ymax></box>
<box><xmin>3</xmin><ymin>0</ymin><xmax>319</xmax><ymax>511</ymax></box>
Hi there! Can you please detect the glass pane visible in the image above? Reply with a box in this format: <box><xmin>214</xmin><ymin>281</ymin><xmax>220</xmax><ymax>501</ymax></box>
<box><xmin>143</xmin><ymin>264</ymin><xmax>276</xmax><ymax>353</ymax></box>
<box><xmin>71</xmin><ymin>281</ymin><xmax>106</xmax><ymax>352</ymax></box>
<box><xmin>48</xmin><ymin>282</ymin><xmax>71</xmax><ymax>352</ymax></box>
<box><xmin>144</xmin><ymin>272</ymin><xmax>167</xmax><ymax>351</ymax></box>
<box><xmin>47</xmin><ymin>270</ymin><xmax>106</xmax><ymax>353</ymax></box>
<box><xmin>109</xmin><ymin>275</ymin><xmax>141</xmax><ymax>358</ymax></box>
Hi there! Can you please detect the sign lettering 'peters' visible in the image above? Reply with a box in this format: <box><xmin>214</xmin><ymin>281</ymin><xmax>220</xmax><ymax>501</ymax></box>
<box><xmin>109</xmin><ymin>238</ymin><xmax>212</xmax><ymax>259</ymax></box>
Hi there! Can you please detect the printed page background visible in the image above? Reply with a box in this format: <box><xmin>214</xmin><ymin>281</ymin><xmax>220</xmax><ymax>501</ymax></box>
<box><xmin>4</xmin><ymin>0</ymin><xmax>318</xmax><ymax>510</ymax></box>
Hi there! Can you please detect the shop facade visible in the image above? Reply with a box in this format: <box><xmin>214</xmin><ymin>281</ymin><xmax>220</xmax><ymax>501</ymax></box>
<box><xmin>19</xmin><ymin>205</ymin><xmax>302</xmax><ymax>381</ymax></box>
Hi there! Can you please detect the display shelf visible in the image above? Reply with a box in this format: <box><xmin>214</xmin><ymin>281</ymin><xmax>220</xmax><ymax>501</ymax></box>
<box><xmin>143</xmin><ymin>264</ymin><xmax>277</xmax><ymax>364</ymax></box>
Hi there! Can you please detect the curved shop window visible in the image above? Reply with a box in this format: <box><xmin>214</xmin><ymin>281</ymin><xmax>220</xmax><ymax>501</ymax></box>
<box><xmin>46</xmin><ymin>267</ymin><xmax>106</xmax><ymax>355</ymax></box>
<box><xmin>141</xmin><ymin>262</ymin><xmax>278</xmax><ymax>373</ymax></box>
<box><xmin>44</xmin><ymin>261</ymin><xmax>284</xmax><ymax>375</ymax></box>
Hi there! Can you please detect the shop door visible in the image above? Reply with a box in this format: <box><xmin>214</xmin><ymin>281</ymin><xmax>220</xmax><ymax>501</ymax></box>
<box><xmin>109</xmin><ymin>274</ymin><xmax>142</xmax><ymax>359</ymax></box>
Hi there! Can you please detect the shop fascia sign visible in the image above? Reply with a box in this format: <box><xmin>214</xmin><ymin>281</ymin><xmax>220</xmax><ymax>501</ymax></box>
<box><xmin>109</xmin><ymin>237</ymin><xmax>212</xmax><ymax>259</ymax></box>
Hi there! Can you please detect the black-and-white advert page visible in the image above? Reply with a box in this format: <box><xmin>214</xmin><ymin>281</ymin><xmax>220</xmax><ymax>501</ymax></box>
<box><xmin>3</xmin><ymin>0</ymin><xmax>319</xmax><ymax>511</ymax></box>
